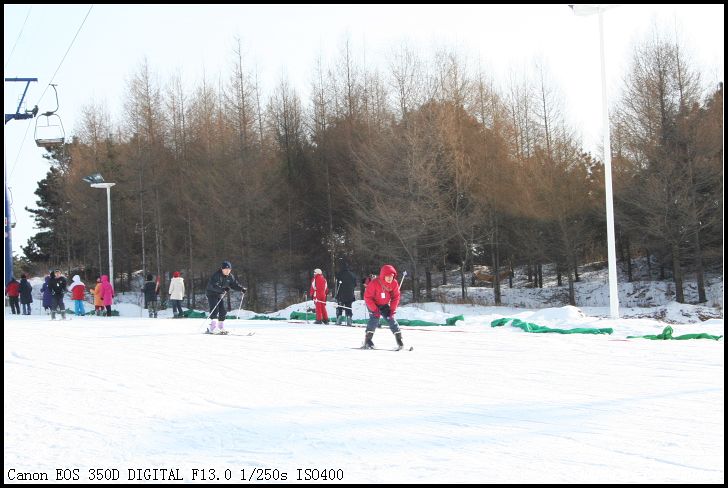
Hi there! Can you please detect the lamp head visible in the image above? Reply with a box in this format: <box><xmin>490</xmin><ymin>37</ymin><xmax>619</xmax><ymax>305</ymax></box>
<box><xmin>83</xmin><ymin>173</ymin><xmax>105</xmax><ymax>184</ymax></box>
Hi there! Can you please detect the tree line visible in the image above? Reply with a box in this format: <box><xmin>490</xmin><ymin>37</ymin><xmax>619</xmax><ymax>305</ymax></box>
<box><xmin>22</xmin><ymin>29</ymin><xmax>723</xmax><ymax>311</ymax></box>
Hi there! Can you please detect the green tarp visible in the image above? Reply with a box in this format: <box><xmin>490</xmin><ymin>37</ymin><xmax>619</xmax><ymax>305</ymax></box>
<box><xmin>287</xmin><ymin>311</ymin><xmax>459</xmax><ymax>326</ymax></box>
<box><xmin>174</xmin><ymin>309</ymin><xmax>464</xmax><ymax>326</ymax></box>
<box><xmin>628</xmin><ymin>325</ymin><xmax>722</xmax><ymax>341</ymax></box>
<box><xmin>78</xmin><ymin>309</ymin><xmax>119</xmax><ymax>316</ymax></box>
<box><xmin>289</xmin><ymin>311</ymin><xmax>317</xmax><ymax>321</ymax></box>
<box><xmin>181</xmin><ymin>309</ymin><xmax>207</xmax><ymax>318</ymax></box>
<box><xmin>446</xmin><ymin>315</ymin><xmax>464</xmax><ymax>325</ymax></box>
<box><xmin>491</xmin><ymin>317</ymin><xmax>613</xmax><ymax>335</ymax></box>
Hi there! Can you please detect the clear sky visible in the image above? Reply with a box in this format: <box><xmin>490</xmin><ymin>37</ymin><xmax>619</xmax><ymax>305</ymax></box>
<box><xmin>4</xmin><ymin>4</ymin><xmax>724</xmax><ymax>255</ymax></box>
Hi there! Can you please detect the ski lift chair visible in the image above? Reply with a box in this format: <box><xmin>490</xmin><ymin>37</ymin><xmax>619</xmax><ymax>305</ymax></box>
<box><xmin>34</xmin><ymin>111</ymin><xmax>65</xmax><ymax>149</ymax></box>
<box><xmin>34</xmin><ymin>83</ymin><xmax>65</xmax><ymax>149</ymax></box>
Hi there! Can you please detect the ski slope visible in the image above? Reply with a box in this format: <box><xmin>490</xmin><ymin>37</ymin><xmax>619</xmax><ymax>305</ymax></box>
<box><xmin>4</xmin><ymin>305</ymin><xmax>724</xmax><ymax>484</ymax></box>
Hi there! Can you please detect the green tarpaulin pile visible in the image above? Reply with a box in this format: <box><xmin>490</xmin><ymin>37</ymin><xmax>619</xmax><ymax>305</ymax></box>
<box><xmin>80</xmin><ymin>309</ymin><xmax>120</xmax><ymax>316</ymax></box>
<box><xmin>175</xmin><ymin>310</ymin><xmax>464</xmax><ymax>326</ymax></box>
<box><xmin>491</xmin><ymin>317</ymin><xmax>613</xmax><ymax>335</ymax></box>
<box><xmin>289</xmin><ymin>311</ymin><xmax>317</xmax><ymax>321</ymax></box>
<box><xmin>627</xmin><ymin>325</ymin><xmax>722</xmax><ymax>341</ymax></box>
<box><xmin>181</xmin><ymin>309</ymin><xmax>207</xmax><ymax>318</ymax></box>
<box><xmin>287</xmin><ymin>311</ymin><xmax>460</xmax><ymax>326</ymax></box>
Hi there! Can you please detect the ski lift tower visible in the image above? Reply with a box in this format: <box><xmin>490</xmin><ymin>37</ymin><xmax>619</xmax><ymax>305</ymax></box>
<box><xmin>4</xmin><ymin>77</ymin><xmax>38</xmax><ymax>285</ymax></box>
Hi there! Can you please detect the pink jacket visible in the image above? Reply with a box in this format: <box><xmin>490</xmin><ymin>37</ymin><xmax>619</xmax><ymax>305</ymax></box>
<box><xmin>100</xmin><ymin>275</ymin><xmax>114</xmax><ymax>306</ymax></box>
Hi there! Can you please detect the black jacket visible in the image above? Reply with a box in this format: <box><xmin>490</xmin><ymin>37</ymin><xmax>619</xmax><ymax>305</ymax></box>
<box><xmin>335</xmin><ymin>266</ymin><xmax>357</xmax><ymax>303</ymax></box>
<box><xmin>143</xmin><ymin>279</ymin><xmax>159</xmax><ymax>305</ymax></box>
<box><xmin>206</xmin><ymin>269</ymin><xmax>245</xmax><ymax>296</ymax></box>
<box><xmin>49</xmin><ymin>275</ymin><xmax>68</xmax><ymax>297</ymax></box>
<box><xmin>19</xmin><ymin>278</ymin><xmax>33</xmax><ymax>304</ymax></box>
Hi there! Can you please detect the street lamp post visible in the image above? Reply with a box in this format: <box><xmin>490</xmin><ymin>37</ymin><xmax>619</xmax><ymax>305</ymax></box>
<box><xmin>84</xmin><ymin>174</ymin><xmax>115</xmax><ymax>286</ymax></box>
<box><xmin>571</xmin><ymin>4</ymin><xmax>620</xmax><ymax>319</ymax></box>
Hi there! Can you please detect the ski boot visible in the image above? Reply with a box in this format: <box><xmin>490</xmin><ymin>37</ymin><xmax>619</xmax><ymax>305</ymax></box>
<box><xmin>207</xmin><ymin>319</ymin><xmax>218</xmax><ymax>334</ymax></box>
<box><xmin>346</xmin><ymin>316</ymin><xmax>353</xmax><ymax>327</ymax></box>
<box><xmin>336</xmin><ymin>315</ymin><xmax>343</xmax><ymax>325</ymax></box>
<box><xmin>395</xmin><ymin>332</ymin><xmax>404</xmax><ymax>351</ymax></box>
<box><xmin>363</xmin><ymin>331</ymin><xmax>375</xmax><ymax>349</ymax></box>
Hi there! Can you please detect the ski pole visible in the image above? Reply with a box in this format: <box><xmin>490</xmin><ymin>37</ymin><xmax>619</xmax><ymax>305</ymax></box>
<box><xmin>204</xmin><ymin>291</ymin><xmax>228</xmax><ymax>329</ymax></box>
<box><xmin>333</xmin><ymin>280</ymin><xmax>342</xmax><ymax>316</ymax></box>
<box><xmin>236</xmin><ymin>290</ymin><xmax>246</xmax><ymax>318</ymax></box>
<box><xmin>303</xmin><ymin>293</ymin><xmax>309</xmax><ymax>324</ymax></box>
<box><xmin>334</xmin><ymin>280</ymin><xmax>341</xmax><ymax>300</ymax></box>
<box><xmin>398</xmin><ymin>270</ymin><xmax>408</xmax><ymax>289</ymax></box>
<box><xmin>315</xmin><ymin>298</ymin><xmax>352</xmax><ymax>310</ymax></box>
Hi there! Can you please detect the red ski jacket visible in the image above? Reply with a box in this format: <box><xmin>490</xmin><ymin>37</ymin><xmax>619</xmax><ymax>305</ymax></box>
<box><xmin>309</xmin><ymin>274</ymin><xmax>328</xmax><ymax>301</ymax></box>
<box><xmin>364</xmin><ymin>264</ymin><xmax>400</xmax><ymax>315</ymax></box>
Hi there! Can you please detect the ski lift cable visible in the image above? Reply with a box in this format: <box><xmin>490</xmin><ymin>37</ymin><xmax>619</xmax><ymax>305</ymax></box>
<box><xmin>4</xmin><ymin>6</ymin><xmax>33</xmax><ymax>70</ymax></box>
<box><xmin>7</xmin><ymin>5</ymin><xmax>93</xmax><ymax>180</ymax></box>
<box><xmin>34</xmin><ymin>4</ymin><xmax>94</xmax><ymax>106</ymax></box>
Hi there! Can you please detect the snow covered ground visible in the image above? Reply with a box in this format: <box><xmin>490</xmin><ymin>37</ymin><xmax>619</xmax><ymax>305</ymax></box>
<box><xmin>4</xmin><ymin>297</ymin><xmax>724</xmax><ymax>484</ymax></box>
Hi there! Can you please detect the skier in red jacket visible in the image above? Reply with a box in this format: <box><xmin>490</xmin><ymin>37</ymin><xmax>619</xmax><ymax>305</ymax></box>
<box><xmin>5</xmin><ymin>277</ymin><xmax>21</xmax><ymax>314</ymax></box>
<box><xmin>309</xmin><ymin>268</ymin><xmax>329</xmax><ymax>324</ymax></box>
<box><xmin>363</xmin><ymin>264</ymin><xmax>404</xmax><ymax>350</ymax></box>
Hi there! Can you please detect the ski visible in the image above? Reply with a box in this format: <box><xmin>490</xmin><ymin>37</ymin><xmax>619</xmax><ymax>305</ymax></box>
<box><xmin>351</xmin><ymin>346</ymin><xmax>413</xmax><ymax>351</ymax></box>
<box><xmin>204</xmin><ymin>330</ymin><xmax>255</xmax><ymax>336</ymax></box>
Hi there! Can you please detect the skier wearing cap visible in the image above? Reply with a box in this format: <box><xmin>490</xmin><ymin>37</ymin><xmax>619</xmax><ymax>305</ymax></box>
<box><xmin>168</xmin><ymin>271</ymin><xmax>185</xmax><ymax>318</ymax></box>
<box><xmin>205</xmin><ymin>261</ymin><xmax>246</xmax><ymax>334</ymax></box>
<box><xmin>309</xmin><ymin>268</ymin><xmax>329</xmax><ymax>324</ymax></box>
<box><xmin>363</xmin><ymin>264</ymin><xmax>404</xmax><ymax>350</ymax></box>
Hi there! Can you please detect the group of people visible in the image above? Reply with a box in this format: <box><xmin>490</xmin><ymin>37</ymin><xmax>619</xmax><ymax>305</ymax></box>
<box><xmin>141</xmin><ymin>271</ymin><xmax>186</xmax><ymax>318</ymax></box>
<box><xmin>307</xmin><ymin>262</ymin><xmax>404</xmax><ymax>350</ymax></box>
<box><xmin>40</xmin><ymin>271</ymin><xmax>116</xmax><ymax>319</ymax></box>
<box><xmin>201</xmin><ymin>259</ymin><xmax>404</xmax><ymax>349</ymax></box>
<box><xmin>5</xmin><ymin>268</ymin><xmax>186</xmax><ymax>320</ymax></box>
<box><xmin>4</xmin><ymin>275</ymin><xmax>33</xmax><ymax>315</ymax></box>
<box><xmin>6</xmin><ymin>271</ymin><xmax>116</xmax><ymax>318</ymax></box>
<box><xmin>8</xmin><ymin>260</ymin><xmax>405</xmax><ymax>349</ymax></box>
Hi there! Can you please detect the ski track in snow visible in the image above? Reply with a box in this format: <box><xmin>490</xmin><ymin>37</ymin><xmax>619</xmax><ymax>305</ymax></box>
<box><xmin>4</xmin><ymin>316</ymin><xmax>724</xmax><ymax>484</ymax></box>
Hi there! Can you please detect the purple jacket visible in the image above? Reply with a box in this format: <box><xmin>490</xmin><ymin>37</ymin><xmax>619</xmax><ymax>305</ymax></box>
<box><xmin>41</xmin><ymin>276</ymin><xmax>53</xmax><ymax>308</ymax></box>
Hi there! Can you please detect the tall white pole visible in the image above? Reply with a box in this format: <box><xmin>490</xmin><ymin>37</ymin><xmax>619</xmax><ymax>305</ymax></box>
<box><xmin>106</xmin><ymin>185</ymin><xmax>114</xmax><ymax>288</ymax></box>
<box><xmin>598</xmin><ymin>9</ymin><xmax>620</xmax><ymax>319</ymax></box>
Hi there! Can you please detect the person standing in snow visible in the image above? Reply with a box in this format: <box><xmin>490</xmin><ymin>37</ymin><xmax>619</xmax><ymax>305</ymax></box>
<box><xmin>363</xmin><ymin>264</ymin><xmax>404</xmax><ymax>350</ymax></box>
<box><xmin>19</xmin><ymin>274</ymin><xmax>33</xmax><ymax>315</ymax></box>
<box><xmin>168</xmin><ymin>271</ymin><xmax>185</xmax><ymax>318</ymax></box>
<box><xmin>5</xmin><ymin>276</ymin><xmax>20</xmax><ymax>314</ymax></box>
<box><xmin>335</xmin><ymin>260</ymin><xmax>357</xmax><ymax>326</ymax></box>
<box><xmin>143</xmin><ymin>273</ymin><xmax>159</xmax><ymax>318</ymax></box>
<box><xmin>69</xmin><ymin>274</ymin><xmax>86</xmax><ymax>317</ymax></box>
<box><xmin>40</xmin><ymin>274</ymin><xmax>53</xmax><ymax>314</ymax></box>
<box><xmin>91</xmin><ymin>277</ymin><xmax>104</xmax><ymax>315</ymax></box>
<box><xmin>49</xmin><ymin>269</ymin><xmax>68</xmax><ymax>320</ymax></box>
<box><xmin>309</xmin><ymin>268</ymin><xmax>329</xmax><ymax>324</ymax></box>
<box><xmin>205</xmin><ymin>261</ymin><xmax>246</xmax><ymax>334</ymax></box>
<box><xmin>100</xmin><ymin>275</ymin><xmax>114</xmax><ymax>316</ymax></box>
